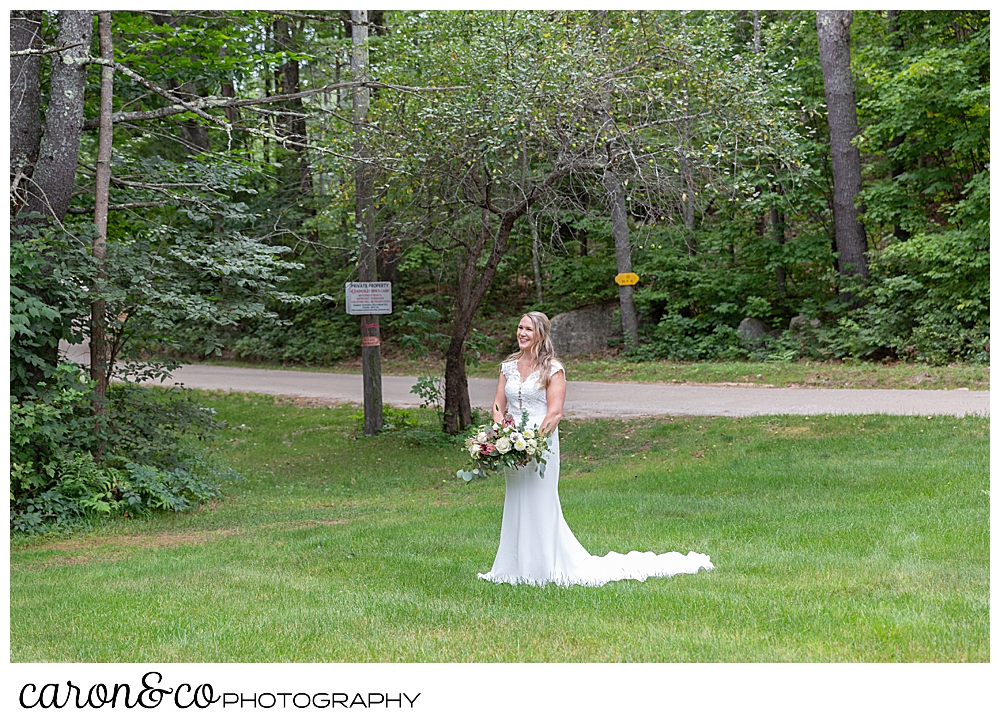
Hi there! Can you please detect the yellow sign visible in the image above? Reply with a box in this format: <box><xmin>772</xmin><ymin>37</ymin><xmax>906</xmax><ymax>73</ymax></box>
<box><xmin>615</xmin><ymin>273</ymin><xmax>639</xmax><ymax>286</ymax></box>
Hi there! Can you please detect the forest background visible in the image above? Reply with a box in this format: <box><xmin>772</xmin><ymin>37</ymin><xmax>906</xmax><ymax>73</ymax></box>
<box><xmin>9</xmin><ymin>10</ymin><xmax>989</xmax><ymax>532</ymax></box>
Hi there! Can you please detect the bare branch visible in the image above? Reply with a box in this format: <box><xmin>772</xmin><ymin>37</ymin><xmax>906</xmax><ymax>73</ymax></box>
<box><xmin>100</xmin><ymin>59</ymin><xmax>230</xmax><ymax>130</ymax></box>
<box><xmin>9</xmin><ymin>40</ymin><xmax>88</xmax><ymax>57</ymax></box>
<box><xmin>67</xmin><ymin>201</ymin><xmax>169</xmax><ymax>214</ymax></box>
<box><xmin>79</xmin><ymin>166</ymin><xmax>210</xmax><ymax>190</ymax></box>
<box><xmin>82</xmin><ymin>75</ymin><xmax>466</xmax><ymax>128</ymax></box>
<box><xmin>426</xmin><ymin>224</ymin><xmax>471</xmax><ymax>252</ymax></box>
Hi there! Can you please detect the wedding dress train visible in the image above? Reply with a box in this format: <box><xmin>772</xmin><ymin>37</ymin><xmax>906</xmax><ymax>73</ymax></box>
<box><xmin>478</xmin><ymin>359</ymin><xmax>714</xmax><ymax>587</ymax></box>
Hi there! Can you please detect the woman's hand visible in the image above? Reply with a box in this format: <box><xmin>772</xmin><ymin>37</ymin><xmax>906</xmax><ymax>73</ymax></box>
<box><xmin>538</xmin><ymin>369</ymin><xmax>565</xmax><ymax>436</ymax></box>
<box><xmin>492</xmin><ymin>372</ymin><xmax>507</xmax><ymax>424</ymax></box>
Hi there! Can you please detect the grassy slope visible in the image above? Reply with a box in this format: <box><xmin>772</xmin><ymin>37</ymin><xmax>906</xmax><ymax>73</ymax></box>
<box><xmin>10</xmin><ymin>392</ymin><xmax>989</xmax><ymax>662</ymax></box>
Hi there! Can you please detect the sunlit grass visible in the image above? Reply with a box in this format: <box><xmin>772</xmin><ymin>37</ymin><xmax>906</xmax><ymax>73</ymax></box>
<box><xmin>561</xmin><ymin>357</ymin><xmax>988</xmax><ymax>390</ymax></box>
<box><xmin>10</xmin><ymin>392</ymin><xmax>989</xmax><ymax>662</ymax></box>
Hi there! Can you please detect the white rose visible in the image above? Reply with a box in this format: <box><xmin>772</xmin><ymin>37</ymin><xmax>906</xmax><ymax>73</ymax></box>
<box><xmin>469</xmin><ymin>443</ymin><xmax>481</xmax><ymax>456</ymax></box>
<box><xmin>495</xmin><ymin>436</ymin><xmax>512</xmax><ymax>453</ymax></box>
<box><xmin>477</xmin><ymin>430</ymin><xmax>488</xmax><ymax>443</ymax></box>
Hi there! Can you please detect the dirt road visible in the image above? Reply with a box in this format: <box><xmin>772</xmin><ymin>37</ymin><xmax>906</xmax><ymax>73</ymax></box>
<box><xmin>148</xmin><ymin>363</ymin><xmax>989</xmax><ymax>418</ymax></box>
<box><xmin>58</xmin><ymin>342</ymin><xmax>988</xmax><ymax>417</ymax></box>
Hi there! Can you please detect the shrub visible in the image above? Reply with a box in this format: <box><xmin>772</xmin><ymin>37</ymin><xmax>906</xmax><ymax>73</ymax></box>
<box><xmin>10</xmin><ymin>376</ymin><xmax>230</xmax><ymax>534</ymax></box>
<box><xmin>10</xmin><ymin>364</ymin><xmax>97</xmax><ymax>505</ymax></box>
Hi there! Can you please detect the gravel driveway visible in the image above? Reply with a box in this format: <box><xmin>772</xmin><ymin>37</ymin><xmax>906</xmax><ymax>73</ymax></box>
<box><xmin>149</xmin><ymin>364</ymin><xmax>989</xmax><ymax>418</ymax></box>
<box><xmin>59</xmin><ymin>343</ymin><xmax>988</xmax><ymax>418</ymax></box>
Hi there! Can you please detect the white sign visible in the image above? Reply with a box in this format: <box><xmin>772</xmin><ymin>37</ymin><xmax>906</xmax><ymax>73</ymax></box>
<box><xmin>345</xmin><ymin>282</ymin><xmax>392</xmax><ymax>315</ymax></box>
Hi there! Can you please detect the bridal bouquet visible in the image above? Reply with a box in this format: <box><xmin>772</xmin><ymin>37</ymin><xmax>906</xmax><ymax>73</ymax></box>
<box><xmin>456</xmin><ymin>408</ymin><xmax>550</xmax><ymax>481</ymax></box>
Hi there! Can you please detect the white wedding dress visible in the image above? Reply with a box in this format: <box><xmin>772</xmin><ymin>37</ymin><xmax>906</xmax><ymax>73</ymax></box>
<box><xmin>478</xmin><ymin>359</ymin><xmax>714</xmax><ymax>587</ymax></box>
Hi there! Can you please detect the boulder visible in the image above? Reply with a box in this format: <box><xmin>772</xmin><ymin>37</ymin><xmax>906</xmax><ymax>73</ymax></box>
<box><xmin>736</xmin><ymin>317</ymin><xmax>769</xmax><ymax>348</ymax></box>
<box><xmin>549</xmin><ymin>303</ymin><xmax>620</xmax><ymax>356</ymax></box>
<box><xmin>789</xmin><ymin>315</ymin><xmax>821</xmax><ymax>332</ymax></box>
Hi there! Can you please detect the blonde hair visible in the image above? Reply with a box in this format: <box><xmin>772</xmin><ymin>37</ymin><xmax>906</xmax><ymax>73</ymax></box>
<box><xmin>504</xmin><ymin>311</ymin><xmax>562</xmax><ymax>389</ymax></box>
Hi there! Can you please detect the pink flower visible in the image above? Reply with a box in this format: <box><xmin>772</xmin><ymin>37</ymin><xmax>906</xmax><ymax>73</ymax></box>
<box><xmin>482</xmin><ymin>443</ymin><xmax>496</xmax><ymax>454</ymax></box>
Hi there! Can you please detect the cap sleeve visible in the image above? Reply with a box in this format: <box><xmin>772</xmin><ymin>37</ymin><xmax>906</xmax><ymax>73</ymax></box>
<box><xmin>551</xmin><ymin>359</ymin><xmax>565</xmax><ymax>378</ymax></box>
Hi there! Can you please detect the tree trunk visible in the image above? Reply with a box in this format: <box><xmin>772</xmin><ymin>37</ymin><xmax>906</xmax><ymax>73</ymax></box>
<box><xmin>20</xmin><ymin>10</ymin><xmax>93</xmax><ymax>222</ymax></box>
<box><xmin>15</xmin><ymin>10</ymin><xmax>93</xmax><ymax>381</ymax></box>
<box><xmin>817</xmin><ymin>10</ymin><xmax>868</xmax><ymax>300</ymax></box>
<box><xmin>527</xmin><ymin>208</ymin><xmax>544</xmax><ymax>306</ymax></box>
<box><xmin>603</xmin><ymin>168</ymin><xmax>640</xmax><ymax>349</ymax></box>
<box><xmin>680</xmin><ymin>111</ymin><xmax>697</xmax><ymax>256</ymax></box>
<box><xmin>176</xmin><ymin>103</ymin><xmax>211</xmax><ymax>154</ymax></box>
<box><xmin>443</xmin><ymin>334</ymin><xmax>472</xmax><ymax>434</ymax></box>
<box><xmin>352</xmin><ymin>9</ymin><xmax>382</xmax><ymax>435</ymax></box>
<box><xmin>91</xmin><ymin>12</ymin><xmax>114</xmax><ymax>458</ymax></box>
<box><xmin>886</xmin><ymin>9</ymin><xmax>910</xmax><ymax>243</ymax></box>
<box><xmin>596</xmin><ymin>10</ymin><xmax>640</xmax><ymax>350</ymax></box>
<box><xmin>10</xmin><ymin>10</ymin><xmax>44</xmax><ymax>215</ymax></box>
<box><xmin>755</xmin><ymin>11</ymin><xmax>787</xmax><ymax>297</ymax></box>
<box><xmin>771</xmin><ymin>204</ymin><xmax>786</xmax><ymax>297</ymax></box>
<box><xmin>275</xmin><ymin>17</ymin><xmax>312</xmax><ymax>195</ymax></box>
<box><xmin>442</xmin><ymin>209</ymin><xmax>521</xmax><ymax>434</ymax></box>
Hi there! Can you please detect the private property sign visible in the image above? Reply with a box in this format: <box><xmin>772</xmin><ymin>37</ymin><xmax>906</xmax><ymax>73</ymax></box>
<box><xmin>345</xmin><ymin>282</ymin><xmax>392</xmax><ymax>315</ymax></box>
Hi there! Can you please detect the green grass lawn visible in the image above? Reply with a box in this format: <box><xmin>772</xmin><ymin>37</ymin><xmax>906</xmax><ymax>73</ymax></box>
<box><xmin>190</xmin><ymin>354</ymin><xmax>989</xmax><ymax>390</ymax></box>
<box><xmin>10</xmin><ymin>392</ymin><xmax>989</xmax><ymax>662</ymax></box>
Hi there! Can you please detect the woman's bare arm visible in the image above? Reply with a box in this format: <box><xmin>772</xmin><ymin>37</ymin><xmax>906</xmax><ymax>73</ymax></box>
<box><xmin>539</xmin><ymin>369</ymin><xmax>565</xmax><ymax>435</ymax></box>
<box><xmin>492</xmin><ymin>372</ymin><xmax>507</xmax><ymax>424</ymax></box>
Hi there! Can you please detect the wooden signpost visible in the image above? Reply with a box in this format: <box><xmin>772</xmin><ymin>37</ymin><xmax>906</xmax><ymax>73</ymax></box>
<box><xmin>345</xmin><ymin>277</ymin><xmax>391</xmax><ymax>435</ymax></box>
<box><xmin>346</xmin><ymin>282</ymin><xmax>392</xmax><ymax>351</ymax></box>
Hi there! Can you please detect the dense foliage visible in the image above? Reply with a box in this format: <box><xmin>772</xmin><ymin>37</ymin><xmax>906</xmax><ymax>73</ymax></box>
<box><xmin>10</xmin><ymin>219</ymin><xmax>237</xmax><ymax>533</ymax></box>
<box><xmin>149</xmin><ymin>10</ymin><xmax>985</xmax><ymax>366</ymax></box>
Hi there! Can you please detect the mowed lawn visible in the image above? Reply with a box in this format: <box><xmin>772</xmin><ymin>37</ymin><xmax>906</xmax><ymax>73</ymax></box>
<box><xmin>10</xmin><ymin>391</ymin><xmax>989</xmax><ymax>662</ymax></box>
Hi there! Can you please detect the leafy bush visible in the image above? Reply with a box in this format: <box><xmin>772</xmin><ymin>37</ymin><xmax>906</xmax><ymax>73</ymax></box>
<box><xmin>10</xmin><ymin>375</ymin><xmax>230</xmax><ymax>534</ymax></box>
<box><xmin>10</xmin><ymin>364</ymin><xmax>97</xmax><ymax>504</ymax></box>
<box><xmin>11</xmin><ymin>452</ymin><xmax>229</xmax><ymax>534</ymax></box>
<box><xmin>411</xmin><ymin>375</ymin><xmax>445</xmax><ymax>410</ymax></box>
<box><xmin>542</xmin><ymin>251</ymin><xmax>618</xmax><ymax>315</ymax></box>
<box><xmin>10</xmin><ymin>221</ymin><xmax>93</xmax><ymax>394</ymax></box>
<box><xmin>226</xmin><ymin>305</ymin><xmax>359</xmax><ymax>366</ymax></box>
<box><xmin>643</xmin><ymin>315</ymin><xmax>747</xmax><ymax>361</ymax></box>
<box><xmin>119</xmin><ymin>457</ymin><xmax>229</xmax><ymax>514</ymax></box>
<box><xmin>835</xmin><ymin>171</ymin><xmax>989</xmax><ymax>363</ymax></box>
<box><xmin>105</xmin><ymin>384</ymin><xmax>223</xmax><ymax>469</ymax></box>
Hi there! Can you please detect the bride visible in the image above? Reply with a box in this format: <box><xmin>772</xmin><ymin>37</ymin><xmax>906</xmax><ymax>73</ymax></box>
<box><xmin>478</xmin><ymin>311</ymin><xmax>714</xmax><ymax>587</ymax></box>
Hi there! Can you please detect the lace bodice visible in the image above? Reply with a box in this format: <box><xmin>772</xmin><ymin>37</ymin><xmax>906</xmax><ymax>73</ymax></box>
<box><xmin>501</xmin><ymin>358</ymin><xmax>565</xmax><ymax>428</ymax></box>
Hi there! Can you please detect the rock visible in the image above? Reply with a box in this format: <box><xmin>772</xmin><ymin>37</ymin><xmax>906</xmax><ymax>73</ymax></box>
<box><xmin>789</xmin><ymin>315</ymin><xmax>821</xmax><ymax>332</ymax></box>
<box><xmin>736</xmin><ymin>317</ymin><xmax>769</xmax><ymax>348</ymax></box>
<box><xmin>549</xmin><ymin>303</ymin><xmax>620</xmax><ymax>356</ymax></box>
